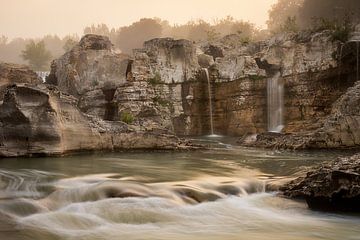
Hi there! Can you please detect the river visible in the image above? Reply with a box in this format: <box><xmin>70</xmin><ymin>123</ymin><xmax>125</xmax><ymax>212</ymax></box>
<box><xmin>0</xmin><ymin>137</ymin><xmax>359</xmax><ymax>240</ymax></box>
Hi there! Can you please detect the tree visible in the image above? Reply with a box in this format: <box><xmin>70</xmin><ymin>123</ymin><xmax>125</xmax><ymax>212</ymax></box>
<box><xmin>280</xmin><ymin>16</ymin><xmax>299</xmax><ymax>33</ymax></box>
<box><xmin>21</xmin><ymin>40</ymin><xmax>52</xmax><ymax>70</ymax></box>
<box><xmin>268</xmin><ymin>0</ymin><xmax>360</xmax><ymax>33</ymax></box>
<box><xmin>63</xmin><ymin>38</ymin><xmax>78</xmax><ymax>52</ymax></box>
<box><xmin>267</xmin><ymin>0</ymin><xmax>304</xmax><ymax>33</ymax></box>
<box><xmin>299</xmin><ymin>0</ymin><xmax>360</xmax><ymax>28</ymax></box>
<box><xmin>115</xmin><ymin>18</ymin><xmax>162</xmax><ymax>54</ymax></box>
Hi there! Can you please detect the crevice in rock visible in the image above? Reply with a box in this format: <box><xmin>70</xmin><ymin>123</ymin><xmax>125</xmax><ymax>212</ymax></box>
<box><xmin>102</xmin><ymin>88</ymin><xmax>118</xmax><ymax>121</ymax></box>
<box><xmin>126</xmin><ymin>60</ymin><xmax>134</xmax><ymax>81</ymax></box>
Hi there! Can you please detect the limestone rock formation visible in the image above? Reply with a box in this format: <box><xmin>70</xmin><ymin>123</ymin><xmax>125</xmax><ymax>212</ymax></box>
<box><xmin>281</xmin><ymin>154</ymin><xmax>360</xmax><ymax>212</ymax></box>
<box><xmin>46</xmin><ymin>34</ymin><xmax>131</xmax><ymax>97</ymax></box>
<box><xmin>3</xmin><ymin>30</ymin><xmax>360</xmax><ymax>154</ymax></box>
<box><xmin>313</xmin><ymin>80</ymin><xmax>360</xmax><ymax>148</ymax></box>
<box><xmin>0</xmin><ymin>84</ymin><xmax>189</xmax><ymax>157</ymax></box>
<box><xmin>245</xmin><ymin>79</ymin><xmax>360</xmax><ymax>150</ymax></box>
<box><xmin>0</xmin><ymin>63</ymin><xmax>41</xmax><ymax>101</ymax></box>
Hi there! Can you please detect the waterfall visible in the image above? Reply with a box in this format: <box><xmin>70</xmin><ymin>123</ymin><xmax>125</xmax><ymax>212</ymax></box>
<box><xmin>36</xmin><ymin>71</ymin><xmax>50</xmax><ymax>82</ymax></box>
<box><xmin>203</xmin><ymin>68</ymin><xmax>214</xmax><ymax>135</ymax></box>
<box><xmin>267</xmin><ymin>72</ymin><xmax>284</xmax><ymax>133</ymax></box>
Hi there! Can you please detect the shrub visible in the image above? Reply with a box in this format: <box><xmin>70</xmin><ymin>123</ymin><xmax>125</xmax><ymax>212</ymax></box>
<box><xmin>280</xmin><ymin>16</ymin><xmax>299</xmax><ymax>33</ymax></box>
<box><xmin>148</xmin><ymin>72</ymin><xmax>163</xmax><ymax>85</ymax></box>
<box><xmin>120</xmin><ymin>111</ymin><xmax>134</xmax><ymax>124</ymax></box>
<box><xmin>310</xmin><ymin>15</ymin><xmax>354</xmax><ymax>42</ymax></box>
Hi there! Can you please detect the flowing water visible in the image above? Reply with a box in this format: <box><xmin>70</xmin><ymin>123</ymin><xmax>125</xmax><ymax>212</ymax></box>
<box><xmin>35</xmin><ymin>71</ymin><xmax>50</xmax><ymax>83</ymax></box>
<box><xmin>267</xmin><ymin>72</ymin><xmax>284</xmax><ymax>133</ymax></box>
<box><xmin>203</xmin><ymin>68</ymin><xmax>214</xmax><ymax>135</ymax></box>
<box><xmin>0</xmin><ymin>138</ymin><xmax>359</xmax><ymax>240</ymax></box>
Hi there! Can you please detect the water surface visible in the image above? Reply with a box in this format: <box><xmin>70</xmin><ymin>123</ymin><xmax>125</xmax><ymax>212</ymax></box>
<box><xmin>0</xmin><ymin>138</ymin><xmax>359</xmax><ymax>240</ymax></box>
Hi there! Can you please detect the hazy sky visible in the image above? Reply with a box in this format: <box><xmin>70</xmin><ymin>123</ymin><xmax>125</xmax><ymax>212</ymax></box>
<box><xmin>0</xmin><ymin>0</ymin><xmax>277</xmax><ymax>39</ymax></box>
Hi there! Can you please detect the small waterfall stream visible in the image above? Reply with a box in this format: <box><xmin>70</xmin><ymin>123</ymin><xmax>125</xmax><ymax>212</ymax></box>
<box><xmin>36</xmin><ymin>71</ymin><xmax>50</xmax><ymax>82</ymax></box>
<box><xmin>203</xmin><ymin>68</ymin><xmax>214</xmax><ymax>135</ymax></box>
<box><xmin>267</xmin><ymin>71</ymin><xmax>284</xmax><ymax>133</ymax></box>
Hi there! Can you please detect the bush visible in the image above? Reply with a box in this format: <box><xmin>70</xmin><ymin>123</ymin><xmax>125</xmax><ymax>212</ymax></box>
<box><xmin>310</xmin><ymin>15</ymin><xmax>354</xmax><ymax>42</ymax></box>
<box><xmin>148</xmin><ymin>72</ymin><xmax>163</xmax><ymax>85</ymax></box>
<box><xmin>120</xmin><ymin>111</ymin><xmax>134</xmax><ymax>124</ymax></box>
<box><xmin>280</xmin><ymin>16</ymin><xmax>299</xmax><ymax>33</ymax></box>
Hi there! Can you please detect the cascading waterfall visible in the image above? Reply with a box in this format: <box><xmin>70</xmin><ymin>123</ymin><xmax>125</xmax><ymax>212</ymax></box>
<box><xmin>203</xmin><ymin>68</ymin><xmax>214</xmax><ymax>135</ymax></box>
<box><xmin>267</xmin><ymin>71</ymin><xmax>284</xmax><ymax>133</ymax></box>
<box><xmin>36</xmin><ymin>71</ymin><xmax>50</xmax><ymax>82</ymax></box>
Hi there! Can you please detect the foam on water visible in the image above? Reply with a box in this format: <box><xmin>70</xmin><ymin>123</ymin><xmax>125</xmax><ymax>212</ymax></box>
<box><xmin>0</xmin><ymin>148</ymin><xmax>359</xmax><ymax>240</ymax></box>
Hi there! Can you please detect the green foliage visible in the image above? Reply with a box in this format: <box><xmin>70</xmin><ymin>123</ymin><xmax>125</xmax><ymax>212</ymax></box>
<box><xmin>206</xmin><ymin>29</ymin><xmax>221</xmax><ymax>42</ymax></box>
<box><xmin>148</xmin><ymin>72</ymin><xmax>163</xmax><ymax>85</ymax></box>
<box><xmin>267</xmin><ymin>0</ymin><xmax>303</xmax><ymax>33</ymax></box>
<box><xmin>115</xmin><ymin>18</ymin><xmax>163</xmax><ymax>54</ymax></box>
<box><xmin>249</xmin><ymin>75</ymin><xmax>265</xmax><ymax>81</ymax></box>
<box><xmin>21</xmin><ymin>40</ymin><xmax>52</xmax><ymax>70</ymax></box>
<box><xmin>280</xmin><ymin>16</ymin><xmax>299</xmax><ymax>33</ymax></box>
<box><xmin>91</xmin><ymin>79</ymin><xmax>99</xmax><ymax>87</ymax></box>
<box><xmin>120</xmin><ymin>111</ymin><xmax>134</xmax><ymax>124</ymax></box>
<box><xmin>310</xmin><ymin>15</ymin><xmax>354</xmax><ymax>42</ymax></box>
<box><xmin>239</xmin><ymin>36</ymin><xmax>251</xmax><ymax>45</ymax></box>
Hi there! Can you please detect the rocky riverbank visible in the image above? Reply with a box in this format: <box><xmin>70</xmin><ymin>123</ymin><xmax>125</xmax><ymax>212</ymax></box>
<box><xmin>280</xmin><ymin>153</ymin><xmax>360</xmax><ymax>212</ymax></box>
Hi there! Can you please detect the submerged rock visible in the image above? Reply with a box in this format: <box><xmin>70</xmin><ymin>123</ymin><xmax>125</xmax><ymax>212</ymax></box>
<box><xmin>281</xmin><ymin>154</ymin><xmax>360</xmax><ymax>212</ymax></box>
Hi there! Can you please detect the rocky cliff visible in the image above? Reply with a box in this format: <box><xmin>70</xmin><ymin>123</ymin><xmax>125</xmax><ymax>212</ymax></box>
<box><xmin>0</xmin><ymin>83</ymin><xmax>188</xmax><ymax>157</ymax></box>
<box><xmin>2</xmin><ymin>30</ymin><xmax>360</xmax><ymax>156</ymax></box>
<box><xmin>39</xmin><ymin>32</ymin><xmax>360</xmax><ymax>147</ymax></box>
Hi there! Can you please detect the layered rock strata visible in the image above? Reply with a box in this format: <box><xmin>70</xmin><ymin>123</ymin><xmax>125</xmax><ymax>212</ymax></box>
<box><xmin>0</xmin><ymin>83</ymin><xmax>189</xmax><ymax>157</ymax></box>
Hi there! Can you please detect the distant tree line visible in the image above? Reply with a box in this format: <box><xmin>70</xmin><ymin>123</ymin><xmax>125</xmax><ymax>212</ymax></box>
<box><xmin>83</xmin><ymin>17</ymin><xmax>266</xmax><ymax>54</ymax></box>
<box><xmin>0</xmin><ymin>17</ymin><xmax>266</xmax><ymax>71</ymax></box>
<box><xmin>3</xmin><ymin>1</ymin><xmax>360</xmax><ymax>72</ymax></box>
<box><xmin>0</xmin><ymin>35</ymin><xmax>79</xmax><ymax>71</ymax></box>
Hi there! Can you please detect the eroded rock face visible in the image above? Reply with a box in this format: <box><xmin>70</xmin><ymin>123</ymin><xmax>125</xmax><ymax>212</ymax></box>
<box><xmin>46</xmin><ymin>34</ymin><xmax>131</xmax><ymax>97</ymax></box>
<box><xmin>281</xmin><ymin>154</ymin><xmax>360</xmax><ymax>212</ymax></box>
<box><xmin>0</xmin><ymin>63</ymin><xmax>41</xmax><ymax>101</ymax></box>
<box><xmin>247</xmin><ymin>79</ymin><xmax>360</xmax><ymax>150</ymax></box>
<box><xmin>0</xmin><ymin>84</ymin><xmax>189</xmax><ymax>157</ymax></box>
<box><xmin>23</xmin><ymin>31</ymin><xmax>360</xmax><ymax>148</ymax></box>
<box><xmin>137</xmin><ymin>38</ymin><xmax>200</xmax><ymax>84</ymax></box>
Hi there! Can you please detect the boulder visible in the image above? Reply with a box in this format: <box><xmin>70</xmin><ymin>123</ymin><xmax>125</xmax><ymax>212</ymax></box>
<box><xmin>46</xmin><ymin>34</ymin><xmax>131</xmax><ymax>97</ymax></box>
<box><xmin>281</xmin><ymin>154</ymin><xmax>360</xmax><ymax>212</ymax></box>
